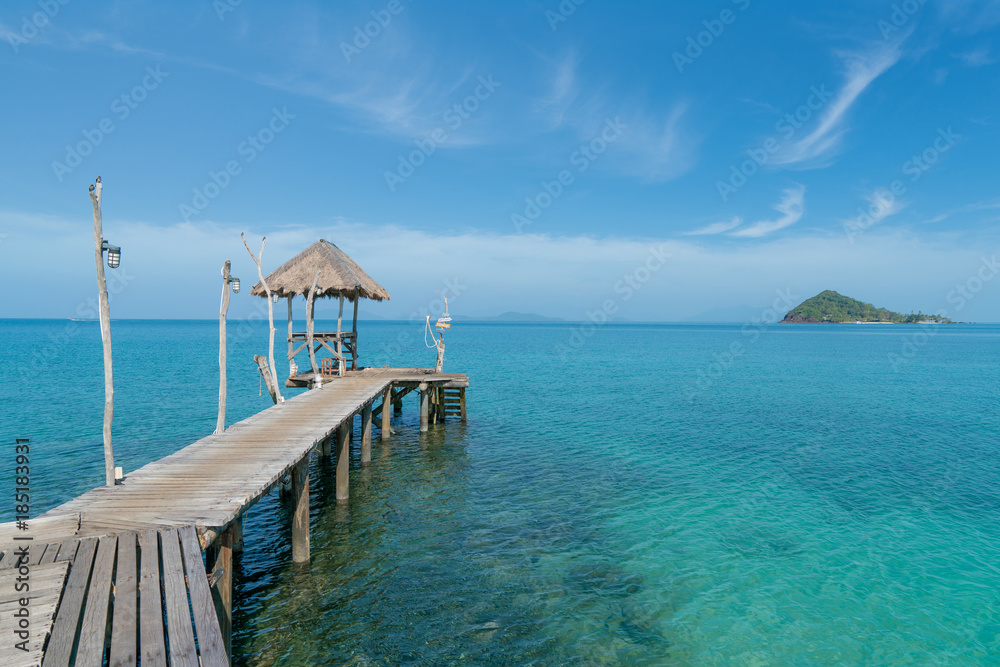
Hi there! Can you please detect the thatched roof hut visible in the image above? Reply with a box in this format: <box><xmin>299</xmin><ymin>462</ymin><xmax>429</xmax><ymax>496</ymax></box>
<box><xmin>250</xmin><ymin>239</ymin><xmax>390</xmax><ymax>302</ymax></box>
<box><xmin>249</xmin><ymin>239</ymin><xmax>390</xmax><ymax>380</ymax></box>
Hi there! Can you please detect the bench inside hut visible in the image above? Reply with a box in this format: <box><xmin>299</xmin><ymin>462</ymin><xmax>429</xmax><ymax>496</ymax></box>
<box><xmin>250</xmin><ymin>239</ymin><xmax>391</xmax><ymax>385</ymax></box>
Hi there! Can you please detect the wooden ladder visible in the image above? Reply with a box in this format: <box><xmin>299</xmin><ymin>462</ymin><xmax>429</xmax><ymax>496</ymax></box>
<box><xmin>441</xmin><ymin>387</ymin><xmax>465</xmax><ymax>422</ymax></box>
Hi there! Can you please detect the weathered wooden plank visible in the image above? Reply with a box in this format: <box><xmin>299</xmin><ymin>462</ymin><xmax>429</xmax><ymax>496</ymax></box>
<box><xmin>42</xmin><ymin>537</ymin><xmax>98</xmax><ymax>667</ymax></box>
<box><xmin>178</xmin><ymin>526</ymin><xmax>228</xmax><ymax>666</ymax></box>
<box><xmin>138</xmin><ymin>530</ymin><xmax>166</xmax><ymax>666</ymax></box>
<box><xmin>109</xmin><ymin>533</ymin><xmax>137</xmax><ymax>667</ymax></box>
<box><xmin>159</xmin><ymin>528</ymin><xmax>198</xmax><ymax>667</ymax></box>
<box><xmin>75</xmin><ymin>534</ymin><xmax>118</xmax><ymax>666</ymax></box>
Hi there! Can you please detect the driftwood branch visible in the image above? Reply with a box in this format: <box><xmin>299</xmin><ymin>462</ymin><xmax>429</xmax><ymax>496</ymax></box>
<box><xmin>242</xmin><ymin>233</ymin><xmax>283</xmax><ymax>403</ymax></box>
<box><xmin>307</xmin><ymin>270</ymin><xmax>321</xmax><ymax>385</ymax></box>
<box><xmin>90</xmin><ymin>176</ymin><xmax>115</xmax><ymax>486</ymax></box>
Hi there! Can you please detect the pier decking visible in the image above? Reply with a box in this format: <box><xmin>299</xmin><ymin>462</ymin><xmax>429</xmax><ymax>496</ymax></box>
<box><xmin>0</xmin><ymin>367</ymin><xmax>468</xmax><ymax>666</ymax></box>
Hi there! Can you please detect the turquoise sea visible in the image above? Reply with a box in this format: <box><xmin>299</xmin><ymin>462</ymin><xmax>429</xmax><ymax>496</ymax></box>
<box><xmin>2</xmin><ymin>319</ymin><xmax>999</xmax><ymax>665</ymax></box>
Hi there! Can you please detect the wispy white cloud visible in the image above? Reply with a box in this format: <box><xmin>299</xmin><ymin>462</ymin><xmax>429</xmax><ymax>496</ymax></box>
<box><xmin>730</xmin><ymin>186</ymin><xmax>806</xmax><ymax>238</ymax></box>
<box><xmin>535</xmin><ymin>52</ymin><xmax>579</xmax><ymax>129</ymax></box>
<box><xmin>957</xmin><ymin>46</ymin><xmax>998</xmax><ymax>66</ymax></box>
<box><xmin>684</xmin><ymin>217</ymin><xmax>742</xmax><ymax>236</ymax></box>
<box><xmin>772</xmin><ymin>43</ymin><xmax>904</xmax><ymax>167</ymax></box>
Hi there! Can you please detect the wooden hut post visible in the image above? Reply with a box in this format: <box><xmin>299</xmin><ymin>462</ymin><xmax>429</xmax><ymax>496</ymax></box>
<box><xmin>381</xmin><ymin>385</ymin><xmax>392</xmax><ymax>441</ymax></box>
<box><xmin>336</xmin><ymin>421</ymin><xmax>350</xmax><ymax>503</ymax></box>
<box><xmin>291</xmin><ymin>457</ymin><xmax>310</xmax><ymax>563</ymax></box>
<box><xmin>337</xmin><ymin>295</ymin><xmax>344</xmax><ymax>374</ymax></box>
<box><xmin>242</xmin><ymin>233</ymin><xmax>283</xmax><ymax>403</ymax></box>
<box><xmin>216</xmin><ymin>260</ymin><xmax>233</xmax><ymax>435</ymax></box>
<box><xmin>361</xmin><ymin>403</ymin><xmax>372</xmax><ymax>465</ymax></box>
<box><xmin>307</xmin><ymin>271</ymin><xmax>322</xmax><ymax>386</ymax></box>
<box><xmin>419</xmin><ymin>382</ymin><xmax>429</xmax><ymax>432</ymax></box>
<box><xmin>287</xmin><ymin>297</ymin><xmax>296</xmax><ymax>380</ymax></box>
<box><xmin>89</xmin><ymin>177</ymin><xmax>116</xmax><ymax>486</ymax></box>
<box><xmin>352</xmin><ymin>294</ymin><xmax>359</xmax><ymax>370</ymax></box>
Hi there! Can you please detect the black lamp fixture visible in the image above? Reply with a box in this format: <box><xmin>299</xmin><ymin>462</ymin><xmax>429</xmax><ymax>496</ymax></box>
<box><xmin>101</xmin><ymin>239</ymin><xmax>121</xmax><ymax>269</ymax></box>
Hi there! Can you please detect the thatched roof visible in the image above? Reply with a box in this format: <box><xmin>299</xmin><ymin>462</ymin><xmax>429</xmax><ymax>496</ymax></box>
<box><xmin>250</xmin><ymin>239</ymin><xmax>390</xmax><ymax>301</ymax></box>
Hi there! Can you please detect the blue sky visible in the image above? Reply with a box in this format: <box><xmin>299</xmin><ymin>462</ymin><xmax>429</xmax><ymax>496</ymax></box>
<box><xmin>2</xmin><ymin>0</ymin><xmax>1000</xmax><ymax>321</ymax></box>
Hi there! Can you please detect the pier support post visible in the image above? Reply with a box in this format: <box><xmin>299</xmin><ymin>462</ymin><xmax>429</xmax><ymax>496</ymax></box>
<box><xmin>232</xmin><ymin>515</ymin><xmax>244</xmax><ymax>554</ymax></box>
<box><xmin>460</xmin><ymin>387</ymin><xmax>467</xmax><ymax>422</ymax></box>
<box><xmin>381</xmin><ymin>385</ymin><xmax>391</xmax><ymax>441</ymax></box>
<box><xmin>336</xmin><ymin>421</ymin><xmax>350</xmax><ymax>503</ymax></box>
<box><xmin>419</xmin><ymin>383</ymin><xmax>429</xmax><ymax>432</ymax></box>
<box><xmin>321</xmin><ymin>435</ymin><xmax>331</xmax><ymax>458</ymax></box>
<box><xmin>291</xmin><ymin>458</ymin><xmax>310</xmax><ymax>563</ymax></box>
<box><xmin>361</xmin><ymin>403</ymin><xmax>372</xmax><ymax>465</ymax></box>
<box><xmin>210</xmin><ymin>527</ymin><xmax>234</xmax><ymax>656</ymax></box>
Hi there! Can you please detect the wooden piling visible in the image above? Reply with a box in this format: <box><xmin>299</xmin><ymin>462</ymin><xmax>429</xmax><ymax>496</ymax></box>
<box><xmin>419</xmin><ymin>382</ymin><xmax>429</xmax><ymax>432</ymax></box>
<box><xmin>393</xmin><ymin>395</ymin><xmax>402</xmax><ymax>414</ymax></box>
<box><xmin>460</xmin><ymin>387</ymin><xmax>467</xmax><ymax>422</ymax></box>
<box><xmin>336</xmin><ymin>422</ymin><xmax>350</xmax><ymax>503</ymax></box>
<box><xmin>291</xmin><ymin>458</ymin><xmax>310</xmax><ymax>563</ymax></box>
<box><xmin>361</xmin><ymin>404</ymin><xmax>372</xmax><ymax>465</ymax></box>
<box><xmin>210</xmin><ymin>527</ymin><xmax>233</xmax><ymax>656</ymax></box>
<box><xmin>231</xmin><ymin>515</ymin><xmax>244</xmax><ymax>554</ymax></box>
<box><xmin>381</xmin><ymin>385</ymin><xmax>391</xmax><ymax>441</ymax></box>
<box><xmin>321</xmin><ymin>435</ymin><xmax>331</xmax><ymax>458</ymax></box>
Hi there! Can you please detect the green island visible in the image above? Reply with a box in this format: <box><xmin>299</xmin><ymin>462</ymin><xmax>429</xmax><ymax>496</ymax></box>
<box><xmin>781</xmin><ymin>290</ymin><xmax>953</xmax><ymax>324</ymax></box>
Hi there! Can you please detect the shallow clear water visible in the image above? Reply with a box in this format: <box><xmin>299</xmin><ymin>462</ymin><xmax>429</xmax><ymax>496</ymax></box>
<box><xmin>2</xmin><ymin>319</ymin><xmax>999</xmax><ymax>664</ymax></box>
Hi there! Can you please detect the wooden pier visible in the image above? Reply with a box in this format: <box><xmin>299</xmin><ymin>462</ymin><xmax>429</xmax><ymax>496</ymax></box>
<box><xmin>0</xmin><ymin>367</ymin><xmax>468</xmax><ymax>666</ymax></box>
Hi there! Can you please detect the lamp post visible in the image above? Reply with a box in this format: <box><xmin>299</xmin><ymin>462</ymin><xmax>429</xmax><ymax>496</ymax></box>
<box><xmin>90</xmin><ymin>176</ymin><xmax>122</xmax><ymax>486</ymax></box>
<box><xmin>101</xmin><ymin>240</ymin><xmax>121</xmax><ymax>268</ymax></box>
<box><xmin>216</xmin><ymin>260</ymin><xmax>240</xmax><ymax>434</ymax></box>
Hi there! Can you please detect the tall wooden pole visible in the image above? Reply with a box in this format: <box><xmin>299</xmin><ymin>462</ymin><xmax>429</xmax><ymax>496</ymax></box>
<box><xmin>242</xmin><ymin>233</ymin><xmax>283</xmax><ymax>403</ymax></box>
<box><xmin>216</xmin><ymin>260</ymin><xmax>233</xmax><ymax>434</ymax></box>
<box><xmin>89</xmin><ymin>177</ymin><xmax>115</xmax><ymax>487</ymax></box>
